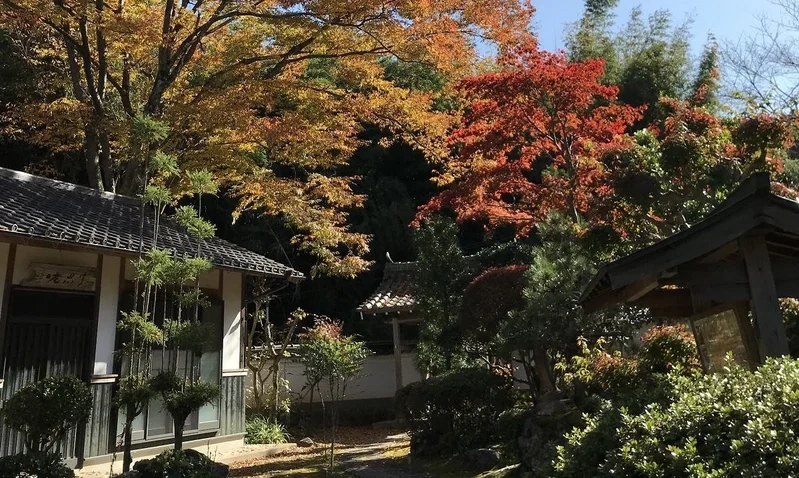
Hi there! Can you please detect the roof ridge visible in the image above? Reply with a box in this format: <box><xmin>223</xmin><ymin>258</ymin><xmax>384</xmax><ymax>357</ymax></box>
<box><xmin>0</xmin><ymin>166</ymin><xmax>140</xmax><ymax>205</ymax></box>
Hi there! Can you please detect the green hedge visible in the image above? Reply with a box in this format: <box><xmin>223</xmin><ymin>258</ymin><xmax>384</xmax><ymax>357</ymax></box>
<box><xmin>556</xmin><ymin>357</ymin><xmax>799</xmax><ymax>477</ymax></box>
<box><xmin>395</xmin><ymin>368</ymin><xmax>514</xmax><ymax>455</ymax></box>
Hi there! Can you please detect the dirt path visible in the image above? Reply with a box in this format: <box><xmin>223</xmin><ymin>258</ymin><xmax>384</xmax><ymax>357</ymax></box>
<box><xmin>229</xmin><ymin>427</ymin><xmax>423</xmax><ymax>478</ymax></box>
<box><xmin>336</xmin><ymin>434</ymin><xmax>426</xmax><ymax>478</ymax></box>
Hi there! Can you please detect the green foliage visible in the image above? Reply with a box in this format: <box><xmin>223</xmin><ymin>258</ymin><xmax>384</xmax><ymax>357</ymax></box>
<box><xmin>1</xmin><ymin>376</ymin><xmax>92</xmax><ymax>453</ymax></box>
<box><xmin>174</xmin><ymin>205</ymin><xmax>217</xmax><ymax>240</ymax></box>
<box><xmin>557</xmin><ymin>325</ymin><xmax>701</xmax><ymax>411</ymax></box>
<box><xmin>133</xmin><ymin>249</ymin><xmax>172</xmax><ymax>287</ymax></box>
<box><xmin>412</xmin><ymin>217</ymin><xmax>473</xmax><ymax>375</ymax></box>
<box><xmin>556</xmin><ymin>357</ymin><xmax>799</xmax><ymax>477</ymax></box>
<box><xmin>690</xmin><ymin>38</ymin><xmax>720</xmax><ymax>109</ymax></box>
<box><xmin>117</xmin><ymin>311</ymin><xmax>164</xmax><ymax>355</ymax></box>
<box><xmin>142</xmin><ymin>184</ymin><xmax>173</xmax><ymax>207</ymax></box>
<box><xmin>152</xmin><ymin>372</ymin><xmax>220</xmax><ymax>424</ymax></box>
<box><xmin>163</xmin><ymin>319</ymin><xmax>215</xmax><ymax>355</ymax></box>
<box><xmin>132</xmin><ymin>450</ymin><xmax>221</xmax><ymax>478</ymax></box>
<box><xmin>149</xmin><ymin>151</ymin><xmax>180</xmax><ymax>177</ymax></box>
<box><xmin>131</xmin><ymin>114</ymin><xmax>170</xmax><ymax>144</ymax></box>
<box><xmin>185</xmin><ymin>169</ymin><xmax>218</xmax><ymax>196</ymax></box>
<box><xmin>0</xmin><ymin>452</ymin><xmax>74</xmax><ymax>478</ymax></box>
<box><xmin>117</xmin><ymin>373</ymin><xmax>157</xmax><ymax>416</ymax></box>
<box><xmin>503</xmin><ymin>215</ymin><xmax>642</xmax><ymax>359</ymax></box>
<box><xmin>395</xmin><ymin>368</ymin><xmax>515</xmax><ymax>456</ymax></box>
<box><xmin>245</xmin><ymin>416</ymin><xmax>290</xmax><ymax>444</ymax></box>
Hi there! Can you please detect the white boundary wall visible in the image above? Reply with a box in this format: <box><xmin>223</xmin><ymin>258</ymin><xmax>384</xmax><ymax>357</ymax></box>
<box><xmin>247</xmin><ymin>352</ymin><xmax>422</xmax><ymax>406</ymax></box>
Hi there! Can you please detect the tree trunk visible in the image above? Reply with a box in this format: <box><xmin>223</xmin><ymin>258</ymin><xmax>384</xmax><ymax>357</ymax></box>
<box><xmin>533</xmin><ymin>346</ymin><xmax>557</xmax><ymax>394</ymax></box>
<box><xmin>174</xmin><ymin>420</ymin><xmax>185</xmax><ymax>450</ymax></box>
<box><xmin>123</xmin><ymin>419</ymin><xmax>134</xmax><ymax>472</ymax></box>
<box><xmin>84</xmin><ymin>125</ymin><xmax>104</xmax><ymax>191</ymax></box>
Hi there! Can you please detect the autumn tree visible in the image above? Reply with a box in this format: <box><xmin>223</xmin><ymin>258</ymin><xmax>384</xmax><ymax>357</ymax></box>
<box><xmin>0</xmin><ymin>0</ymin><xmax>534</xmax><ymax>276</ymax></box>
<box><xmin>418</xmin><ymin>41</ymin><xmax>641</xmax><ymax>237</ymax></box>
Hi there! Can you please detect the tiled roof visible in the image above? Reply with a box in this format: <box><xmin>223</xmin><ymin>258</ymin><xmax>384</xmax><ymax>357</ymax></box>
<box><xmin>357</xmin><ymin>262</ymin><xmax>417</xmax><ymax>314</ymax></box>
<box><xmin>0</xmin><ymin>167</ymin><xmax>303</xmax><ymax>280</ymax></box>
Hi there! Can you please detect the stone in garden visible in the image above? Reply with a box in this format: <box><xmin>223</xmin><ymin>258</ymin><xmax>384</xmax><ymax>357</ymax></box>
<box><xmin>463</xmin><ymin>448</ymin><xmax>500</xmax><ymax>472</ymax></box>
<box><xmin>297</xmin><ymin>437</ymin><xmax>315</xmax><ymax>447</ymax></box>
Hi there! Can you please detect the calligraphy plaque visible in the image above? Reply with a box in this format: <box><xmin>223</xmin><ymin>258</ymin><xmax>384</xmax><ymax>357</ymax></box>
<box><xmin>21</xmin><ymin>262</ymin><xmax>97</xmax><ymax>291</ymax></box>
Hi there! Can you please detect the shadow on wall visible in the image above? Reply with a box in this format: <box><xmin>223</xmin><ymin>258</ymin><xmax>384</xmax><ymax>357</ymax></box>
<box><xmin>246</xmin><ymin>353</ymin><xmax>422</xmax><ymax>424</ymax></box>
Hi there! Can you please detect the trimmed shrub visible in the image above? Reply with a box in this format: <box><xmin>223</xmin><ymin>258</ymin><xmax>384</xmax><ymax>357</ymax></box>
<box><xmin>1</xmin><ymin>375</ymin><xmax>92</xmax><ymax>453</ymax></box>
<box><xmin>132</xmin><ymin>449</ymin><xmax>227</xmax><ymax>478</ymax></box>
<box><xmin>0</xmin><ymin>452</ymin><xmax>74</xmax><ymax>478</ymax></box>
<box><xmin>245</xmin><ymin>416</ymin><xmax>290</xmax><ymax>444</ymax></box>
<box><xmin>556</xmin><ymin>357</ymin><xmax>799</xmax><ymax>477</ymax></box>
<box><xmin>395</xmin><ymin>368</ymin><xmax>514</xmax><ymax>456</ymax></box>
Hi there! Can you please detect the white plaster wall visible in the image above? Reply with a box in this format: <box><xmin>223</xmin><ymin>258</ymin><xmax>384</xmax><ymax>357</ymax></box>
<box><xmin>12</xmin><ymin>245</ymin><xmax>97</xmax><ymax>284</ymax></box>
<box><xmin>221</xmin><ymin>271</ymin><xmax>243</xmax><ymax>370</ymax></box>
<box><xmin>123</xmin><ymin>259</ymin><xmax>220</xmax><ymax>289</ymax></box>
<box><xmin>247</xmin><ymin>353</ymin><xmax>423</xmax><ymax>406</ymax></box>
<box><xmin>94</xmin><ymin>255</ymin><xmax>121</xmax><ymax>375</ymax></box>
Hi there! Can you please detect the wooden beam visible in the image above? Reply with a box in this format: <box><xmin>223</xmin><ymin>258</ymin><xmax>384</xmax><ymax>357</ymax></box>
<box><xmin>740</xmin><ymin>235</ymin><xmax>790</xmax><ymax>358</ymax></box>
<box><xmin>583</xmin><ymin>275</ymin><xmax>660</xmax><ymax>312</ymax></box>
<box><xmin>698</xmin><ymin>241</ymin><xmax>739</xmax><ymax>264</ymax></box>
<box><xmin>609</xmin><ymin>200</ymin><xmax>762</xmax><ymax>289</ymax></box>
<box><xmin>733</xmin><ymin>302</ymin><xmax>761</xmax><ymax>369</ymax></box>
<box><xmin>392</xmin><ymin>317</ymin><xmax>403</xmax><ymax>392</ymax></box>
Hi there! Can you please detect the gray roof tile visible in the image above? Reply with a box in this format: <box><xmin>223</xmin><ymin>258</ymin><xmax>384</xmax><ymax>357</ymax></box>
<box><xmin>0</xmin><ymin>167</ymin><xmax>303</xmax><ymax>280</ymax></box>
<box><xmin>357</xmin><ymin>262</ymin><xmax>416</xmax><ymax>314</ymax></box>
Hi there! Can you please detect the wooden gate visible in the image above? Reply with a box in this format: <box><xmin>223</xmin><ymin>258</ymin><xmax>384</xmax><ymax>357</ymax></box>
<box><xmin>0</xmin><ymin>290</ymin><xmax>94</xmax><ymax>459</ymax></box>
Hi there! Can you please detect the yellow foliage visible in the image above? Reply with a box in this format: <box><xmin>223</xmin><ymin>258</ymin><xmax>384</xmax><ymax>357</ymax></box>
<box><xmin>0</xmin><ymin>0</ymin><xmax>534</xmax><ymax>275</ymax></box>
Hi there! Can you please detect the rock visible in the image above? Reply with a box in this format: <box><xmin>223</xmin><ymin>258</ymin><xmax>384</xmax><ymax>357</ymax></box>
<box><xmin>516</xmin><ymin>397</ymin><xmax>580</xmax><ymax>471</ymax></box>
<box><xmin>463</xmin><ymin>448</ymin><xmax>501</xmax><ymax>472</ymax></box>
<box><xmin>297</xmin><ymin>437</ymin><xmax>315</xmax><ymax>448</ymax></box>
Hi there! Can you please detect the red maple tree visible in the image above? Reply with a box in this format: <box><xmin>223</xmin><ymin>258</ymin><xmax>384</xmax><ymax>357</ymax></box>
<box><xmin>418</xmin><ymin>41</ymin><xmax>641</xmax><ymax>236</ymax></box>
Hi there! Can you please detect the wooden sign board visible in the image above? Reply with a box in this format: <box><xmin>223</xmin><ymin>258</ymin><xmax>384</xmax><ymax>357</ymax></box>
<box><xmin>20</xmin><ymin>262</ymin><xmax>97</xmax><ymax>292</ymax></box>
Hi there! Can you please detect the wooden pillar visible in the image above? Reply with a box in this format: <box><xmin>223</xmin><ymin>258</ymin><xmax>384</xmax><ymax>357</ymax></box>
<box><xmin>0</xmin><ymin>243</ymin><xmax>16</xmax><ymax>388</ymax></box>
<box><xmin>740</xmin><ymin>236</ymin><xmax>789</xmax><ymax>358</ymax></box>
<box><xmin>392</xmin><ymin>316</ymin><xmax>403</xmax><ymax>392</ymax></box>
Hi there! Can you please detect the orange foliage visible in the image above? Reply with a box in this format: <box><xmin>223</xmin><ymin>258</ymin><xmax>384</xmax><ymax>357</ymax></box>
<box><xmin>417</xmin><ymin>41</ymin><xmax>641</xmax><ymax>236</ymax></box>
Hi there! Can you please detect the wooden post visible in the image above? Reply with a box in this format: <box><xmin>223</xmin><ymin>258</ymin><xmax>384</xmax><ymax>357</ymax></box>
<box><xmin>392</xmin><ymin>316</ymin><xmax>403</xmax><ymax>392</ymax></box>
<box><xmin>740</xmin><ymin>236</ymin><xmax>789</xmax><ymax>358</ymax></box>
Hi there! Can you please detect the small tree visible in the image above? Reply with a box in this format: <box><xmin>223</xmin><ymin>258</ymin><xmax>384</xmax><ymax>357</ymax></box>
<box><xmin>151</xmin><ymin>170</ymin><xmax>221</xmax><ymax>450</ymax></box>
<box><xmin>298</xmin><ymin>317</ymin><xmax>371</xmax><ymax>470</ymax></box>
<box><xmin>1</xmin><ymin>376</ymin><xmax>92</xmax><ymax>453</ymax></box>
<box><xmin>244</xmin><ymin>299</ymin><xmax>303</xmax><ymax>420</ymax></box>
<box><xmin>412</xmin><ymin>217</ymin><xmax>472</xmax><ymax>376</ymax></box>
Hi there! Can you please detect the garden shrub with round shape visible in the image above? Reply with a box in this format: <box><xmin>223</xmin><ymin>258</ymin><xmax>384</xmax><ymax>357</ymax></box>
<box><xmin>555</xmin><ymin>357</ymin><xmax>799</xmax><ymax>477</ymax></box>
<box><xmin>0</xmin><ymin>375</ymin><xmax>92</xmax><ymax>453</ymax></box>
<box><xmin>0</xmin><ymin>452</ymin><xmax>74</xmax><ymax>478</ymax></box>
<box><xmin>132</xmin><ymin>449</ymin><xmax>227</xmax><ymax>478</ymax></box>
<box><xmin>395</xmin><ymin>368</ymin><xmax>514</xmax><ymax>456</ymax></box>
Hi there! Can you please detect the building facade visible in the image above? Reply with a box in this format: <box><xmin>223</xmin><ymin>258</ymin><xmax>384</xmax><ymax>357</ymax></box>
<box><xmin>0</xmin><ymin>167</ymin><xmax>301</xmax><ymax>468</ymax></box>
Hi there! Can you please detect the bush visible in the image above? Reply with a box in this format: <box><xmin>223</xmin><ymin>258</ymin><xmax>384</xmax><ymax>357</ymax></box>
<box><xmin>1</xmin><ymin>375</ymin><xmax>92</xmax><ymax>452</ymax></box>
<box><xmin>555</xmin><ymin>357</ymin><xmax>799</xmax><ymax>477</ymax></box>
<box><xmin>395</xmin><ymin>368</ymin><xmax>514</xmax><ymax>456</ymax></box>
<box><xmin>557</xmin><ymin>325</ymin><xmax>700</xmax><ymax>412</ymax></box>
<box><xmin>245</xmin><ymin>416</ymin><xmax>290</xmax><ymax>444</ymax></box>
<box><xmin>0</xmin><ymin>452</ymin><xmax>74</xmax><ymax>478</ymax></box>
<box><xmin>132</xmin><ymin>449</ymin><xmax>227</xmax><ymax>478</ymax></box>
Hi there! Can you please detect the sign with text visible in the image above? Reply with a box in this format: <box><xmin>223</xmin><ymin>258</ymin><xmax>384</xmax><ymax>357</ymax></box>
<box><xmin>21</xmin><ymin>262</ymin><xmax>97</xmax><ymax>291</ymax></box>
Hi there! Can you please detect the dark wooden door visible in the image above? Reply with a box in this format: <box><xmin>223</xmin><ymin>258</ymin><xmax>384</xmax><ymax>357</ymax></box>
<box><xmin>0</xmin><ymin>290</ymin><xmax>94</xmax><ymax>458</ymax></box>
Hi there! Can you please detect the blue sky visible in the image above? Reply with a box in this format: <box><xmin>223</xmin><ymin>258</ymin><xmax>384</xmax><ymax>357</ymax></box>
<box><xmin>532</xmin><ymin>0</ymin><xmax>784</xmax><ymax>55</ymax></box>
